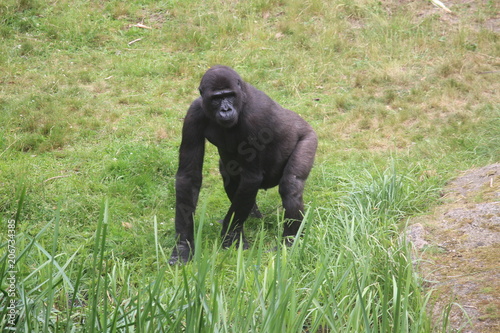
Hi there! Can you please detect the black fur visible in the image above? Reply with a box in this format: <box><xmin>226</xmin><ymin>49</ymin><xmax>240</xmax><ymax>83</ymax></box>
<box><xmin>170</xmin><ymin>66</ymin><xmax>317</xmax><ymax>264</ymax></box>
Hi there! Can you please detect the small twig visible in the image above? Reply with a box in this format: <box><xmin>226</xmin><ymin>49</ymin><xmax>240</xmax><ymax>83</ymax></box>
<box><xmin>478</xmin><ymin>70</ymin><xmax>500</xmax><ymax>74</ymax></box>
<box><xmin>431</xmin><ymin>0</ymin><xmax>452</xmax><ymax>13</ymax></box>
<box><xmin>128</xmin><ymin>38</ymin><xmax>143</xmax><ymax>46</ymax></box>
<box><xmin>133</xmin><ymin>23</ymin><xmax>152</xmax><ymax>29</ymax></box>
<box><xmin>44</xmin><ymin>175</ymin><xmax>71</xmax><ymax>183</ymax></box>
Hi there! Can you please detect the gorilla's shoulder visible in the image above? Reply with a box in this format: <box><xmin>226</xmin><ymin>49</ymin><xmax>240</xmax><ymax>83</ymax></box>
<box><xmin>186</xmin><ymin>97</ymin><xmax>208</xmax><ymax>121</ymax></box>
<box><xmin>245</xmin><ymin>83</ymin><xmax>278</xmax><ymax>107</ymax></box>
<box><xmin>187</xmin><ymin>97</ymin><xmax>204</xmax><ymax>113</ymax></box>
<box><xmin>190</xmin><ymin>96</ymin><xmax>203</xmax><ymax>107</ymax></box>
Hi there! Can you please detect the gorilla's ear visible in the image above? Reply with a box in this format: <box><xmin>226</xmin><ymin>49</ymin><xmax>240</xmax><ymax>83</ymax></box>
<box><xmin>198</xmin><ymin>87</ymin><xmax>203</xmax><ymax>96</ymax></box>
<box><xmin>238</xmin><ymin>80</ymin><xmax>247</xmax><ymax>103</ymax></box>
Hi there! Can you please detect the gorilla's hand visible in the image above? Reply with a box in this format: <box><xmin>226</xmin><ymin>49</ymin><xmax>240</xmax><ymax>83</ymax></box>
<box><xmin>169</xmin><ymin>241</ymin><xmax>193</xmax><ymax>265</ymax></box>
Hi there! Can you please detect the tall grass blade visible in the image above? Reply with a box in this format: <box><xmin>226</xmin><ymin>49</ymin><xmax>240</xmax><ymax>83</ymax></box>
<box><xmin>88</xmin><ymin>198</ymin><xmax>109</xmax><ymax>331</ymax></box>
<box><xmin>353</xmin><ymin>262</ymin><xmax>371</xmax><ymax>333</ymax></box>
<box><xmin>154</xmin><ymin>215</ymin><xmax>160</xmax><ymax>273</ymax></box>
<box><xmin>14</xmin><ymin>183</ymin><xmax>26</xmax><ymax>227</ymax></box>
<box><xmin>65</xmin><ymin>258</ymin><xmax>85</xmax><ymax>333</ymax></box>
<box><xmin>43</xmin><ymin>201</ymin><xmax>60</xmax><ymax>332</ymax></box>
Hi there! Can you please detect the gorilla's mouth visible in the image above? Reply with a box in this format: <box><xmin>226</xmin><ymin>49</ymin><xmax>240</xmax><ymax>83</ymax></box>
<box><xmin>216</xmin><ymin>111</ymin><xmax>238</xmax><ymax>127</ymax></box>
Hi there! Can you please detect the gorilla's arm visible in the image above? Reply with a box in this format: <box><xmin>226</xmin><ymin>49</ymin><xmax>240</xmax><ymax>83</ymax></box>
<box><xmin>170</xmin><ymin>101</ymin><xmax>206</xmax><ymax>264</ymax></box>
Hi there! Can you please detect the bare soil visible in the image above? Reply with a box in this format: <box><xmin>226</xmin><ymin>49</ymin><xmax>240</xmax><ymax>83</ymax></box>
<box><xmin>408</xmin><ymin>163</ymin><xmax>500</xmax><ymax>332</ymax></box>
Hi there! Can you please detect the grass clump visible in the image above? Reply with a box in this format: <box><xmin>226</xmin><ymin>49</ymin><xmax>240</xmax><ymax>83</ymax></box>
<box><xmin>1</xmin><ymin>0</ymin><xmax>499</xmax><ymax>331</ymax></box>
<box><xmin>3</xmin><ymin>169</ymin><xmax>432</xmax><ymax>332</ymax></box>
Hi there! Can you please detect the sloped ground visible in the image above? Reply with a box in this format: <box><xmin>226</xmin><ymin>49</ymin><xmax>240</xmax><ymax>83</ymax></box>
<box><xmin>409</xmin><ymin>164</ymin><xmax>500</xmax><ymax>332</ymax></box>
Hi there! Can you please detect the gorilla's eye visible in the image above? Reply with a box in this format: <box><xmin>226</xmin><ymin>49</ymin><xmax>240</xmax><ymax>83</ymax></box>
<box><xmin>210</xmin><ymin>96</ymin><xmax>224</xmax><ymax>106</ymax></box>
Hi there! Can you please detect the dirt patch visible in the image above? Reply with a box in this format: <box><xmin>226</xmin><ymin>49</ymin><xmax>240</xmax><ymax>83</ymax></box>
<box><xmin>408</xmin><ymin>163</ymin><xmax>500</xmax><ymax>332</ymax></box>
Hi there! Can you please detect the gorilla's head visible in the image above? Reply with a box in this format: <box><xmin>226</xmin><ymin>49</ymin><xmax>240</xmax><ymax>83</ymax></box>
<box><xmin>199</xmin><ymin>66</ymin><xmax>246</xmax><ymax>128</ymax></box>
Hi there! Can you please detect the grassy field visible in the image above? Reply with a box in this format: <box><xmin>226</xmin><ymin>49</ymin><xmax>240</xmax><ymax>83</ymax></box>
<box><xmin>1</xmin><ymin>0</ymin><xmax>499</xmax><ymax>331</ymax></box>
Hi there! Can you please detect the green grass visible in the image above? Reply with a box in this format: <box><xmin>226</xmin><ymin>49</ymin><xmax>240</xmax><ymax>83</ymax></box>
<box><xmin>1</xmin><ymin>0</ymin><xmax>499</xmax><ymax>331</ymax></box>
<box><xmin>4</xmin><ymin>170</ymin><xmax>433</xmax><ymax>332</ymax></box>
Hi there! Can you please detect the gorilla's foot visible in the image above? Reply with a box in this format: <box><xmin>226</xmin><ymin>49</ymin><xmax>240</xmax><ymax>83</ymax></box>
<box><xmin>266</xmin><ymin>236</ymin><xmax>296</xmax><ymax>253</ymax></box>
<box><xmin>250</xmin><ymin>204</ymin><xmax>263</xmax><ymax>218</ymax></box>
<box><xmin>218</xmin><ymin>205</ymin><xmax>262</xmax><ymax>224</ymax></box>
<box><xmin>283</xmin><ymin>235</ymin><xmax>295</xmax><ymax>247</ymax></box>
<box><xmin>169</xmin><ymin>241</ymin><xmax>193</xmax><ymax>265</ymax></box>
<box><xmin>222</xmin><ymin>231</ymin><xmax>249</xmax><ymax>250</ymax></box>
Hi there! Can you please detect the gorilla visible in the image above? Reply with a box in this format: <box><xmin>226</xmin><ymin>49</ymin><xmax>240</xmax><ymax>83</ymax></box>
<box><xmin>169</xmin><ymin>65</ymin><xmax>317</xmax><ymax>264</ymax></box>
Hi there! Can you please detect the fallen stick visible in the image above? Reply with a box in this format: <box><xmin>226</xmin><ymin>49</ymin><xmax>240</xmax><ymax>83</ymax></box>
<box><xmin>44</xmin><ymin>175</ymin><xmax>71</xmax><ymax>183</ymax></box>
<box><xmin>133</xmin><ymin>23</ymin><xmax>152</xmax><ymax>29</ymax></box>
<box><xmin>128</xmin><ymin>38</ymin><xmax>143</xmax><ymax>46</ymax></box>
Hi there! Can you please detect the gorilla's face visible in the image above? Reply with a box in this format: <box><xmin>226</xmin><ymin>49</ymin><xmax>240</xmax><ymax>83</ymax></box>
<box><xmin>209</xmin><ymin>89</ymin><xmax>238</xmax><ymax>128</ymax></box>
<box><xmin>199</xmin><ymin>66</ymin><xmax>245</xmax><ymax>128</ymax></box>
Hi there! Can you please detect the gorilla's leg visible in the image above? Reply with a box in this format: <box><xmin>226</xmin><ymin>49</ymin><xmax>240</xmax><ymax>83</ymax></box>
<box><xmin>250</xmin><ymin>205</ymin><xmax>263</xmax><ymax>218</ymax></box>
<box><xmin>278</xmin><ymin>132</ymin><xmax>317</xmax><ymax>241</ymax></box>
<box><xmin>220</xmin><ymin>159</ymin><xmax>239</xmax><ymax>200</ymax></box>
<box><xmin>219</xmin><ymin>160</ymin><xmax>262</xmax><ymax>221</ymax></box>
<box><xmin>218</xmin><ymin>160</ymin><xmax>254</xmax><ymax>249</ymax></box>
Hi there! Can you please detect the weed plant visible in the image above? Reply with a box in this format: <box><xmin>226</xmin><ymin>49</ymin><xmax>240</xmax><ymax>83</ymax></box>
<box><xmin>3</xmin><ymin>169</ymin><xmax>433</xmax><ymax>332</ymax></box>
<box><xmin>1</xmin><ymin>0</ymin><xmax>499</xmax><ymax>332</ymax></box>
